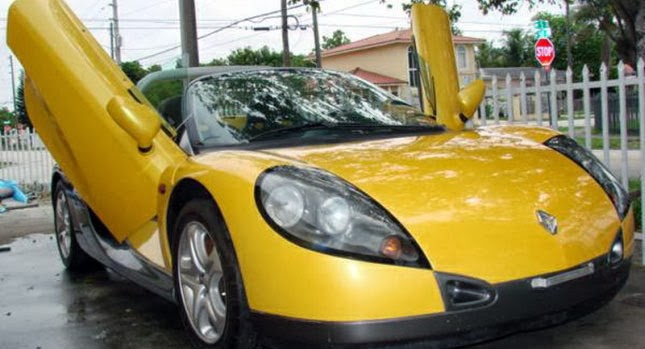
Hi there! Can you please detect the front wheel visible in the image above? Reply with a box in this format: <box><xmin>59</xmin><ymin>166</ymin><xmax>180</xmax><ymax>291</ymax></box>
<box><xmin>172</xmin><ymin>199</ymin><xmax>257</xmax><ymax>349</ymax></box>
<box><xmin>53</xmin><ymin>181</ymin><xmax>98</xmax><ymax>271</ymax></box>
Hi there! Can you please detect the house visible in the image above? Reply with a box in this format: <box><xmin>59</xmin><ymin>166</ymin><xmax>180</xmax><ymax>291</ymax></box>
<box><xmin>321</xmin><ymin>28</ymin><xmax>485</xmax><ymax>106</ymax></box>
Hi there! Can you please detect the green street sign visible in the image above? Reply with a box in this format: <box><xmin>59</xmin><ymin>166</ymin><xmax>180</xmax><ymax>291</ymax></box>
<box><xmin>534</xmin><ymin>20</ymin><xmax>552</xmax><ymax>39</ymax></box>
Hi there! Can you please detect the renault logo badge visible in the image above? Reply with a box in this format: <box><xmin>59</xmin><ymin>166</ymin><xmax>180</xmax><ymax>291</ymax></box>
<box><xmin>536</xmin><ymin>210</ymin><xmax>558</xmax><ymax>235</ymax></box>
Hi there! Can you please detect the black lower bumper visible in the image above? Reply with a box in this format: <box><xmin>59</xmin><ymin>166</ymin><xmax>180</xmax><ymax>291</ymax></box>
<box><xmin>251</xmin><ymin>256</ymin><xmax>630</xmax><ymax>347</ymax></box>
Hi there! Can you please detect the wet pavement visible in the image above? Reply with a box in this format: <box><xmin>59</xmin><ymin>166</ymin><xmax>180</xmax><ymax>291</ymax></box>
<box><xmin>1</xmin><ymin>206</ymin><xmax>645</xmax><ymax>349</ymax></box>
<box><xmin>0</xmin><ymin>234</ymin><xmax>190</xmax><ymax>349</ymax></box>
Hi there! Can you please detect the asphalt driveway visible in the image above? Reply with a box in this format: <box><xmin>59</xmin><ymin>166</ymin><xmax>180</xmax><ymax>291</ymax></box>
<box><xmin>1</xmin><ymin>204</ymin><xmax>645</xmax><ymax>349</ymax></box>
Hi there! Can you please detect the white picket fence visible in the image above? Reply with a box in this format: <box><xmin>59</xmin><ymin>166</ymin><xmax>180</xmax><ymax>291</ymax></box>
<box><xmin>0</xmin><ymin>128</ymin><xmax>55</xmax><ymax>194</ymax></box>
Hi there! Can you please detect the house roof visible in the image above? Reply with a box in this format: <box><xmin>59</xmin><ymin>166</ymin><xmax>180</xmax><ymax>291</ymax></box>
<box><xmin>349</xmin><ymin>67</ymin><xmax>407</xmax><ymax>85</ymax></box>
<box><xmin>322</xmin><ymin>29</ymin><xmax>485</xmax><ymax>58</ymax></box>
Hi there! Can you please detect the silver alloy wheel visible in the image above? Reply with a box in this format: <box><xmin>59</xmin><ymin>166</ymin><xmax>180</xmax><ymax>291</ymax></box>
<box><xmin>178</xmin><ymin>221</ymin><xmax>227</xmax><ymax>344</ymax></box>
<box><xmin>55</xmin><ymin>190</ymin><xmax>72</xmax><ymax>259</ymax></box>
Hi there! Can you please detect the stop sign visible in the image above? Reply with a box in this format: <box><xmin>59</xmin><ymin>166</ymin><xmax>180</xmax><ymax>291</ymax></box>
<box><xmin>535</xmin><ymin>38</ymin><xmax>555</xmax><ymax>66</ymax></box>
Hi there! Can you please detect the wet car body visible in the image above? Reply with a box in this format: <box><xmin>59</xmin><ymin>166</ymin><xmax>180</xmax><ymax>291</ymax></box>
<box><xmin>7</xmin><ymin>0</ymin><xmax>634</xmax><ymax>348</ymax></box>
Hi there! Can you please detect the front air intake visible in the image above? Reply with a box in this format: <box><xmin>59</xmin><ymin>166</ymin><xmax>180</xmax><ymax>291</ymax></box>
<box><xmin>435</xmin><ymin>273</ymin><xmax>497</xmax><ymax>311</ymax></box>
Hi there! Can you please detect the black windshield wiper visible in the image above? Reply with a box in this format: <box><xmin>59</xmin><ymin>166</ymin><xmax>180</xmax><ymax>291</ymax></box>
<box><xmin>386</xmin><ymin>99</ymin><xmax>413</xmax><ymax>107</ymax></box>
<box><xmin>249</xmin><ymin>122</ymin><xmax>443</xmax><ymax>142</ymax></box>
<box><xmin>248</xmin><ymin>123</ymin><xmax>331</xmax><ymax>142</ymax></box>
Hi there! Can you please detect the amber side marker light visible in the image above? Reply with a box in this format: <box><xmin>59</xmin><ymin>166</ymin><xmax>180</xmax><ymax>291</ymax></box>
<box><xmin>380</xmin><ymin>236</ymin><xmax>403</xmax><ymax>259</ymax></box>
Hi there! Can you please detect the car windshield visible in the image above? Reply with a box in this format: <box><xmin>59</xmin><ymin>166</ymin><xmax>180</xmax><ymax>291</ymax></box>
<box><xmin>185</xmin><ymin>69</ymin><xmax>439</xmax><ymax>146</ymax></box>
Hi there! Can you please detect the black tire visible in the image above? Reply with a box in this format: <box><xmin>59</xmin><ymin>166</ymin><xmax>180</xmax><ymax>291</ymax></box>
<box><xmin>172</xmin><ymin>199</ymin><xmax>257</xmax><ymax>349</ymax></box>
<box><xmin>53</xmin><ymin>181</ymin><xmax>98</xmax><ymax>271</ymax></box>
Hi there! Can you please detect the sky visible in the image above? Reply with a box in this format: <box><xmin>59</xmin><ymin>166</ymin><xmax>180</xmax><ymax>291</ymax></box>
<box><xmin>0</xmin><ymin>0</ymin><xmax>565</xmax><ymax>110</ymax></box>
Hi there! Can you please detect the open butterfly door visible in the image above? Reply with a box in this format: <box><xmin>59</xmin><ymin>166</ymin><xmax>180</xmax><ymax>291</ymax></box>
<box><xmin>411</xmin><ymin>4</ymin><xmax>485</xmax><ymax>130</ymax></box>
<box><xmin>7</xmin><ymin>0</ymin><xmax>187</xmax><ymax>241</ymax></box>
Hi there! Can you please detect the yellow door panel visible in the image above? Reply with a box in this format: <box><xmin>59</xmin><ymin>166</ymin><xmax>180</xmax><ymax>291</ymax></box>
<box><xmin>411</xmin><ymin>4</ymin><xmax>462</xmax><ymax>130</ymax></box>
<box><xmin>8</xmin><ymin>0</ymin><xmax>186</xmax><ymax>241</ymax></box>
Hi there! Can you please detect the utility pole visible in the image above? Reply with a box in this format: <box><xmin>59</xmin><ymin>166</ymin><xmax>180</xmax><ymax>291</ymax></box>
<box><xmin>308</xmin><ymin>1</ymin><xmax>322</xmax><ymax>68</ymax></box>
<box><xmin>281</xmin><ymin>0</ymin><xmax>291</xmax><ymax>67</ymax></box>
<box><xmin>109</xmin><ymin>21</ymin><xmax>115</xmax><ymax>60</ymax></box>
<box><xmin>179</xmin><ymin>0</ymin><xmax>199</xmax><ymax>67</ymax></box>
<box><xmin>110</xmin><ymin>0</ymin><xmax>122</xmax><ymax>64</ymax></box>
<box><xmin>9</xmin><ymin>56</ymin><xmax>16</xmax><ymax>113</ymax></box>
<box><xmin>565</xmin><ymin>0</ymin><xmax>572</xmax><ymax>69</ymax></box>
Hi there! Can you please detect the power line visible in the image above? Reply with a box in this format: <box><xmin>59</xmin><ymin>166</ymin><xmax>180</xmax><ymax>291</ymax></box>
<box><xmin>122</xmin><ymin>43</ymin><xmax>185</xmax><ymax>51</ymax></box>
<box><xmin>134</xmin><ymin>2</ymin><xmax>308</xmax><ymax>62</ymax></box>
<box><xmin>200</xmin><ymin>31</ymin><xmax>271</xmax><ymax>53</ymax></box>
<box><xmin>51</xmin><ymin>25</ymin><xmax>244</xmax><ymax>30</ymax></box>
<box><xmin>327</xmin><ymin>13</ymin><xmax>407</xmax><ymax>20</ymax></box>
<box><xmin>121</xmin><ymin>0</ymin><xmax>175</xmax><ymax>16</ymax></box>
<box><xmin>320</xmin><ymin>0</ymin><xmax>381</xmax><ymax>17</ymax></box>
<box><xmin>80</xmin><ymin>0</ymin><xmax>104</xmax><ymax>18</ymax></box>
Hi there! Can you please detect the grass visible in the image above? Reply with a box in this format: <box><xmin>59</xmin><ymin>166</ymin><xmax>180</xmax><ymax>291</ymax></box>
<box><xmin>573</xmin><ymin>137</ymin><xmax>641</xmax><ymax>150</ymax></box>
<box><xmin>555</xmin><ymin>126</ymin><xmax>641</xmax><ymax>150</ymax></box>
<box><xmin>629</xmin><ymin>179</ymin><xmax>642</xmax><ymax>231</ymax></box>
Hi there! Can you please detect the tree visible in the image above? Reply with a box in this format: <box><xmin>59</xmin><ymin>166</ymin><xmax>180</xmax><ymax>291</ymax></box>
<box><xmin>477</xmin><ymin>11</ymin><xmax>607</xmax><ymax>74</ymax></box>
<box><xmin>476</xmin><ymin>0</ymin><xmax>644</xmax><ymax>69</ymax></box>
<box><xmin>227</xmin><ymin>46</ymin><xmax>283</xmax><ymax>66</ymax></box>
<box><xmin>206</xmin><ymin>46</ymin><xmax>315</xmax><ymax>68</ymax></box>
<box><xmin>206</xmin><ymin>57</ymin><xmax>227</xmax><ymax>66</ymax></box>
<box><xmin>476</xmin><ymin>41</ymin><xmax>505</xmax><ymax>67</ymax></box>
<box><xmin>399</xmin><ymin>0</ymin><xmax>462</xmax><ymax>35</ymax></box>
<box><xmin>0</xmin><ymin>107</ymin><xmax>15</xmax><ymax>131</ymax></box>
<box><xmin>14</xmin><ymin>71</ymin><xmax>31</xmax><ymax>128</ymax></box>
<box><xmin>534</xmin><ymin>12</ymin><xmax>607</xmax><ymax>78</ymax></box>
<box><xmin>322</xmin><ymin>30</ymin><xmax>351</xmax><ymax>50</ymax></box>
<box><xmin>119</xmin><ymin>61</ymin><xmax>148</xmax><ymax>84</ymax></box>
<box><xmin>499</xmin><ymin>29</ymin><xmax>534</xmax><ymax>67</ymax></box>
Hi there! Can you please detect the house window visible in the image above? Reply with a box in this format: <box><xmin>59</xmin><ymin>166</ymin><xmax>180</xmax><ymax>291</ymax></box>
<box><xmin>457</xmin><ymin>46</ymin><xmax>467</xmax><ymax>70</ymax></box>
<box><xmin>408</xmin><ymin>46</ymin><xmax>420</xmax><ymax>87</ymax></box>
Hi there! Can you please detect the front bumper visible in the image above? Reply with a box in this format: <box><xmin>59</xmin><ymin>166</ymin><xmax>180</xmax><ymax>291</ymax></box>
<box><xmin>251</xmin><ymin>255</ymin><xmax>630</xmax><ymax>347</ymax></box>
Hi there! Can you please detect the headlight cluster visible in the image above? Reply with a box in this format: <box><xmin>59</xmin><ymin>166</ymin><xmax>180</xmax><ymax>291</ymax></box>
<box><xmin>255</xmin><ymin>166</ymin><xmax>429</xmax><ymax>268</ymax></box>
<box><xmin>544</xmin><ymin>135</ymin><xmax>630</xmax><ymax>219</ymax></box>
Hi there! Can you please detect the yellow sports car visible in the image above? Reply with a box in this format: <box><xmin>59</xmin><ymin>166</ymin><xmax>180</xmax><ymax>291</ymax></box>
<box><xmin>7</xmin><ymin>0</ymin><xmax>634</xmax><ymax>348</ymax></box>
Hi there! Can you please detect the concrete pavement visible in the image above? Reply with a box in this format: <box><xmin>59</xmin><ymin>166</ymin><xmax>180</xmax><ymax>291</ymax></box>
<box><xmin>0</xmin><ymin>201</ymin><xmax>53</xmax><ymax>245</ymax></box>
<box><xmin>592</xmin><ymin>149</ymin><xmax>642</xmax><ymax>181</ymax></box>
<box><xmin>1</xmin><ymin>203</ymin><xmax>645</xmax><ymax>349</ymax></box>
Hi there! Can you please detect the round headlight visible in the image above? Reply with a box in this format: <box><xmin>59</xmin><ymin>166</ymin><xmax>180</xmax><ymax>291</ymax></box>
<box><xmin>318</xmin><ymin>196</ymin><xmax>351</xmax><ymax>235</ymax></box>
<box><xmin>263</xmin><ymin>185</ymin><xmax>304</xmax><ymax>228</ymax></box>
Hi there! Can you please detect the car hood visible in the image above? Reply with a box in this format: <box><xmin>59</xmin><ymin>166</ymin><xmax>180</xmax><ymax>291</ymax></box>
<box><xmin>254</xmin><ymin>126</ymin><xmax>620</xmax><ymax>283</ymax></box>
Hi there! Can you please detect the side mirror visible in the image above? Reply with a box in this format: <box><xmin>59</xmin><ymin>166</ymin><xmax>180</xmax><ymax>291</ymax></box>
<box><xmin>457</xmin><ymin>79</ymin><xmax>485</xmax><ymax>121</ymax></box>
<box><xmin>107</xmin><ymin>95</ymin><xmax>161</xmax><ymax>152</ymax></box>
